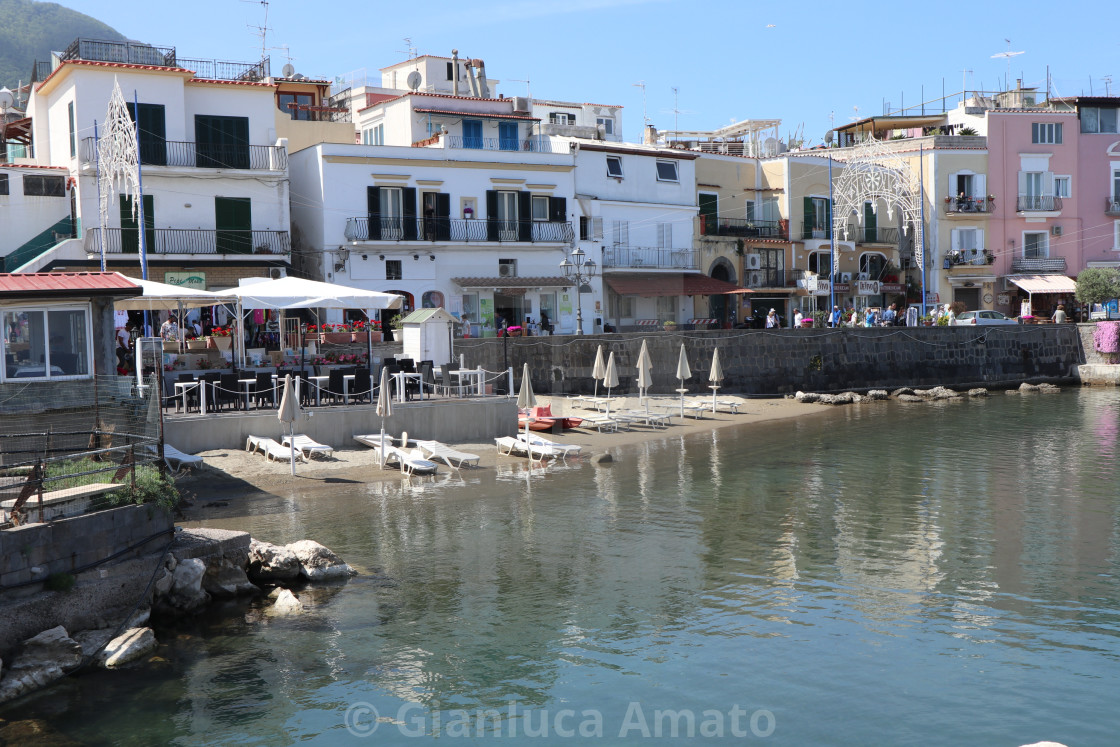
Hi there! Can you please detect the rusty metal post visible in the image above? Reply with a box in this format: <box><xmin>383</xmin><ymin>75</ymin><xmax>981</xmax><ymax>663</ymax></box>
<box><xmin>36</xmin><ymin>458</ymin><xmax>44</xmax><ymax>524</ymax></box>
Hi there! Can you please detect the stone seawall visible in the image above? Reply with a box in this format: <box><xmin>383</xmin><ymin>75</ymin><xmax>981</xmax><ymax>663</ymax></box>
<box><xmin>456</xmin><ymin>325</ymin><xmax>1086</xmax><ymax>396</ymax></box>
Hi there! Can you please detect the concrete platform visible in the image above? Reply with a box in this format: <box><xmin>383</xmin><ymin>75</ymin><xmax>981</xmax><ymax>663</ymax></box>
<box><xmin>1075</xmin><ymin>364</ymin><xmax>1120</xmax><ymax>385</ymax></box>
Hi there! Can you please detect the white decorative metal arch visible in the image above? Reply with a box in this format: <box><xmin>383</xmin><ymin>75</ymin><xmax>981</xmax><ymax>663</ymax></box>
<box><xmin>96</xmin><ymin>79</ymin><xmax>145</xmax><ymax>276</ymax></box>
<box><xmin>830</xmin><ymin>136</ymin><xmax>926</xmax><ymax>274</ymax></box>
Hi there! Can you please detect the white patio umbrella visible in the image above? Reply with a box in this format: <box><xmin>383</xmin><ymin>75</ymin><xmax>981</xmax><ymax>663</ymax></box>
<box><xmin>708</xmin><ymin>348</ymin><xmax>724</xmax><ymax>414</ymax></box>
<box><xmin>516</xmin><ymin>363</ymin><xmax>537</xmax><ymax>469</ymax></box>
<box><xmin>603</xmin><ymin>351</ymin><xmax>619</xmax><ymax>413</ymax></box>
<box><xmin>376</xmin><ymin>366</ymin><xmax>393</xmax><ymax>469</ymax></box>
<box><xmin>277</xmin><ymin>374</ymin><xmax>299</xmax><ymax>476</ymax></box>
<box><xmin>675</xmin><ymin>343</ymin><xmax>692</xmax><ymax>419</ymax></box>
<box><xmin>591</xmin><ymin>344</ymin><xmax>607</xmax><ymax>399</ymax></box>
<box><xmin>636</xmin><ymin>339</ymin><xmax>653</xmax><ymax>413</ymax></box>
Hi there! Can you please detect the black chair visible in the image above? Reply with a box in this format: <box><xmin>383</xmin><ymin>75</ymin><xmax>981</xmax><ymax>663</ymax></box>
<box><xmin>385</xmin><ymin>363</ymin><xmax>402</xmax><ymax>400</ymax></box>
<box><xmin>297</xmin><ymin>371</ymin><xmax>313</xmax><ymax>407</ymax></box>
<box><xmin>440</xmin><ymin>363</ymin><xmax>459</xmax><ymax>397</ymax></box>
<box><xmin>398</xmin><ymin>358</ymin><xmax>415</xmax><ymax>373</ymax></box>
<box><xmin>176</xmin><ymin>373</ymin><xmax>200</xmax><ymax>412</ymax></box>
<box><xmin>327</xmin><ymin>368</ymin><xmax>347</xmax><ymax>405</ymax></box>
<box><xmin>253</xmin><ymin>371</ymin><xmax>276</xmax><ymax>409</ymax></box>
<box><xmin>216</xmin><ymin>373</ymin><xmax>240</xmax><ymax>411</ymax></box>
<box><xmin>418</xmin><ymin>361</ymin><xmax>435</xmax><ymax>399</ymax></box>
<box><xmin>353</xmin><ymin>367</ymin><xmax>372</xmax><ymax>403</ymax></box>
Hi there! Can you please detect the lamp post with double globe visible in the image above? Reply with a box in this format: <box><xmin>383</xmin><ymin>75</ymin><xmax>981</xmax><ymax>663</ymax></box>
<box><xmin>560</xmin><ymin>246</ymin><xmax>597</xmax><ymax>335</ymax></box>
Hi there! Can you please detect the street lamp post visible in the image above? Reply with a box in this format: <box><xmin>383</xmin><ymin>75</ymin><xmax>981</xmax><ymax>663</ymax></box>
<box><xmin>560</xmin><ymin>247</ymin><xmax>597</xmax><ymax>335</ymax></box>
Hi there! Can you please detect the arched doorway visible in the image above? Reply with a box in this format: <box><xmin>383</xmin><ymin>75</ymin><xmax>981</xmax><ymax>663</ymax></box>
<box><xmin>708</xmin><ymin>258</ymin><xmax>737</xmax><ymax>326</ymax></box>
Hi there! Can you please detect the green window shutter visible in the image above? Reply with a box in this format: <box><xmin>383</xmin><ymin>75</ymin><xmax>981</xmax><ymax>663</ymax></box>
<box><xmin>120</xmin><ymin>194</ymin><xmax>154</xmax><ymax>254</ymax></box>
<box><xmin>803</xmin><ymin>196</ymin><xmax>814</xmax><ymax>231</ymax></box>
<box><xmin>517</xmin><ymin>191</ymin><xmax>532</xmax><ymax>241</ymax></box>
<box><xmin>367</xmin><ymin>186</ymin><xmax>381</xmax><ymax>240</ymax></box>
<box><xmin>215</xmin><ymin>197</ymin><xmax>252</xmax><ymax>254</ymax></box>
<box><xmin>402</xmin><ymin>187</ymin><xmax>418</xmax><ymax>240</ymax></box>
<box><xmin>486</xmin><ymin>190</ymin><xmax>498</xmax><ymax>242</ymax></box>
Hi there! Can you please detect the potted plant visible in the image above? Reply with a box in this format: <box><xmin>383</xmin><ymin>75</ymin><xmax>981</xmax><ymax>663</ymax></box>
<box><xmin>920</xmin><ymin>314</ymin><xmax>934</xmax><ymax>326</ymax></box>
<box><xmin>208</xmin><ymin>325</ymin><xmax>234</xmax><ymax>352</ymax></box>
<box><xmin>663</xmin><ymin>320</ymin><xmax>678</xmax><ymax>332</ymax></box>
<box><xmin>506</xmin><ymin>325</ymin><xmax>523</xmax><ymax>337</ymax></box>
<box><xmin>321</xmin><ymin>323</ymin><xmax>352</xmax><ymax>344</ymax></box>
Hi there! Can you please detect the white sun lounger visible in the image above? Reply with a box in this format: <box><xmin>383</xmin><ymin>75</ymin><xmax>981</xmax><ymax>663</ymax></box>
<box><xmin>353</xmin><ymin>435</ymin><xmax>438</xmax><ymax>475</ymax></box>
<box><xmin>515</xmin><ymin>432</ymin><xmax>582</xmax><ymax>458</ymax></box>
<box><xmin>495</xmin><ymin>436</ymin><xmax>549</xmax><ymax>461</ymax></box>
<box><xmin>163</xmin><ymin>445</ymin><xmax>203</xmax><ymax>475</ymax></box>
<box><xmin>621</xmin><ymin>410</ymin><xmax>673</xmax><ymax>429</ymax></box>
<box><xmin>246</xmin><ymin>436</ymin><xmax>307</xmax><ymax>462</ymax></box>
<box><xmin>282</xmin><ymin>434</ymin><xmax>334</xmax><ymax>459</ymax></box>
<box><xmin>581</xmin><ymin>414</ymin><xmax>620</xmax><ymax>432</ymax></box>
<box><xmin>414</xmin><ymin>440</ymin><xmax>481</xmax><ymax>470</ymax></box>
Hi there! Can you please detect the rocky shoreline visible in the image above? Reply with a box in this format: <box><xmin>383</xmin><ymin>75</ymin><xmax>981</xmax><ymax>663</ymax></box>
<box><xmin>792</xmin><ymin>381</ymin><xmax>1062</xmax><ymax>405</ymax></box>
<box><xmin>0</xmin><ymin>529</ymin><xmax>356</xmax><ymax>706</ymax></box>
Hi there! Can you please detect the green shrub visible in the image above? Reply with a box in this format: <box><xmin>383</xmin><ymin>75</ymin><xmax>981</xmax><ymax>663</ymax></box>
<box><xmin>109</xmin><ymin>470</ymin><xmax>180</xmax><ymax>513</ymax></box>
<box><xmin>45</xmin><ymin>572</ymin><xmax>75</xmax><ymax>592</ymax></box>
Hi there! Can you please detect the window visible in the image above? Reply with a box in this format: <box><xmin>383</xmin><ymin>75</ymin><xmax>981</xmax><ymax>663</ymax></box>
<box><xmin>128</xmin><ymin>102</ymin><xmax>167</xmax><ymax>165</ymax></box>
<box><xmin>23</xmin><ymin>175</ymin><xmax>65</xmax><ymax>197</ymax></box>
<box><xmin>758</xmin><ymin>196</ymin><xmax>779</xmax><ymax>224</ymax></box>
<box><xmin>385</xmin><ymin>259</ymin><xmax>402</xmax><ymax>280</ymax></box>
<box><xmin>0</xmin><ymin>173</ymin><xmax>8</xmax><ymax>195</ymax></box>
<box><xmin>744</xmin><ymin>199</ymin><xmax>755</xmax><ymax>222</ymax></box>
<box><xmin>277</xmin><ymin>93</ymin><xmax>313</xmax><ymax>121</ymax></box>
<box><xmin>380</xmin><ymin>187</ymin><xmax>404</xmax><ymax>239</ymax></box>
<box><xmin>657</xmin><ymin>223</ymin><xmax>672</xmax><ymax>248</ymax></box>
<box><xmin>655</xmin><ymin>160</ymin><xmax>678</xmax><ymax>182</ymax></box>
<box><xmin>606</xmin><ymin>156</ymin><xmax>623</xmax><ymax>178</ymax></box>
<box><xmin>2</xmin><ymin>307</ymin><xmax>92</xmax><ymax>380</ymax></box>
<box><xmin>549</xmin><ymin>112</ymin><xmax>575</xmax><ymax>125</ymax></box>
<box><xmin>498</xmin><ymin>121</ymin><xmax>518</xmax><ymax>151</ymax></box>
<box><xmin>596</xmin><ymin>117</ymin><xmax>614</xmax><ymax>135</ymax></box>
<box><xmin>1031</xmin><ymin>122</ymin><xmax>1063</xmax><ymax>144</ymax></box>
<box><xmin>496</xmin><ymin>191</ymin><xmax>518</xmax><ymax>240</ymax></box>
<box><xmin>462</xmin><ymin>119</ymin><xmax>483</xmax><ymax>149</ymax></box>
<box><xmin>1054</xmin><ymin>175</ymin><xmax>1071</xmax><ymax>199</ymax></box>
<box><xmin>1024</xmin><ymin>171</ymin><xmax>1043</xmax><ymax>197</ymax></box>
<box><xmin>1081</xmin><ymin>107</ymin><xmax>1119</xmax><ymax>134</ymax></box>
<box><xmin>656</xmin><ymin>295</ymin><xmax>676</xmax><ymax>322</ymax></box>
<box><xmin>580</xmin><ymin>216</ymin><xmax>602</xmax><ymax>240</ymax></box>
<box><xmin>1024</xmin><ymin>231</ymin><xmax>1048</xmax><ymax>259</ymax></box>
<box><xmin>808</xmin><ymin>251</ymin><xmax>832</xmax><ymax>276</ymax></box>
<box><xmin>1113</xmin><ymin>170</ymin><xmax>1120</xmax><ymax>203</ymax></box>
<box><xmin>612</xmin><ymin>219</ymin><xmax>629</xmax><ymax>246</ymax></box>
<box><xmin>195</xmin><ymin>114</ymin><xmax>249</xmax><ymax>168</ymax></box>
<box><xmin>531</xmin><ymin>195</ymin><xmax>549</xmax><ymax>221</ymax></box>
<box><xmin>859</xmin><ymin>253</ymin><xmax>887</xmax><ymax>278</ymax></box>
<box><xmin>608</xmin><ymin>291</ymin><xmax>635</xmax><ymax>319</ymax></box>
<box><xmin>361</xmin><ymin>124</ymin><xmax>384</xmax><ymax>145</ymax></box>
<box><xmin>68</xmin><ymin>101</ymin><xmax>76</xmax><ymax>158</ymax></box>
<box><xmin>446</xmin><ymin>61</ymin><xmax>455</xmax><ymax>81</ymax></box>
<box><xmin>1115</xmin><ymin>220</ymin><xmax>1120</xmax><ymax>250</ymax></box>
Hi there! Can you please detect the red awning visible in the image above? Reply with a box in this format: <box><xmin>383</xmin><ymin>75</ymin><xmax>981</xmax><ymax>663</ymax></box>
<box><xmin>604</xmin><ymin>273</ymin><xmax>743</xmax><ymax>297</ymax></box>
<box><xmin>0</xmin><ymin>272</ymin><xmax>140</xmax><ymax>298</ymax></box>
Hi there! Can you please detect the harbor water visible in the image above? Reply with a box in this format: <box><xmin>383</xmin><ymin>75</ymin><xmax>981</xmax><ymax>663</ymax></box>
<box><xmin>6</xmin><ymin>389</ymin><xmax>1120</xmax><ymax>745</ymax></box>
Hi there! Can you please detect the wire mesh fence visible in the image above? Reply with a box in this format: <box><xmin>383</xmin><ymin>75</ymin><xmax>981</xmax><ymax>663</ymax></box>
<box><xmin>0</xmin><ymin>375</ymin><xmax>163</xmax><ymax>526</ymax></box>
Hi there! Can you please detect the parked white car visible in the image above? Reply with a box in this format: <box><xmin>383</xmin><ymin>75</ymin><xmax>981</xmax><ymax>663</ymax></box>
<box><xmin>951</xmin><ymin>310</ymin><xmax>1019</xmax><ymax>326</ymax></box>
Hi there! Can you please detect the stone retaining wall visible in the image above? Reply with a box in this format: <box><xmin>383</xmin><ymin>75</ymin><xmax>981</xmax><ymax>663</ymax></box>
<box><xmin>457</xmin><ymin>325</ymin><xmax>1086</xmax><ymax>396</ymax></box>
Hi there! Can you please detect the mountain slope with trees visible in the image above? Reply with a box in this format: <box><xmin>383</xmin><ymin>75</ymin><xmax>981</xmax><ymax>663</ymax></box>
<box><xmin>0</xmin><ymin>0</ymin><xmax>125</xmax><ymax>89</ymax></box>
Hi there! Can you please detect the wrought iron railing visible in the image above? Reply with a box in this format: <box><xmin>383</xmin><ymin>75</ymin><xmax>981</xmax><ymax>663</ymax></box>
<box><xmin>1016</xmin><ymin>195</ymin><xmax>1063</xmax><ymax>212</ymax></box>
<box><xmin>801</xmin><ymin>221</ymin><xmax>832</xmax><ymax>240</ymax></box>
<box><xmin>1106</xmin><ymin>198</ymin><xmax>1120</xmax><ymax>216</ymax></box>
<box><xmin>601</xmin><ymin>246</ymin><xmax>699</xmax><ymax>270</ymax></box>
<box><xmin>85</xmin><ymin>228</ymin><xmax>290</xmax><ymax>255</ymax></box>
<box><xmin>344</xmin><ymin>217</ymin><xmax>573</xmax><ymax>243</ymax></box>
<box><xmin>944</xmin><ymin>196</ymin><xmax>991</xmax><ymax>214</ymax></box>
<box><xmin>1011</xmin><ymin>257</ymin><xmax>1067</xmax><ymax>274</ymax></box>
<box><xmin>850</xmin><ymin>226</ymin><xmax>900</xmax><ymax>244</ymax></box>
<box><xmin>743</xmin><ymin>269</ymin><xmax>785</xmax><ymax>288</ymax></box>
<box><xmin>699</xmin><ymin>216</ymin><xmax>788</xmax><ymax>240</ymax></box>
<box><xmin>946</xmin><ymin>248</ymin><xmax>993</xmax><ymax>267</ymax></box>
<box><xmin>57</xmin><ymin>38</ymin><xmax>269</xmax><ymax>82</ymax></box>
<box><xmin>79</xmin><ymin>137</ymin><xmax>286</xmax><ymax>170</ymax></box>
<box><xmin>442</xmin><ymin>135</ymin><xmax>553</xmax><ymax>153</ymax></box>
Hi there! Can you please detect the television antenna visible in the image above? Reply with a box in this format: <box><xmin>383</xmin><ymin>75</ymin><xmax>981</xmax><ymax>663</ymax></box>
<box><xmin>509</xmin><ymin>78</ymin><xmax>531</xmax><ymax>98</ymax></box>
<box><xmin>633</xmin><ymin>80</ymin><xmax>649</xmax><ymax>127</ymax></box>
<box><xmin>1105</xmin><ymin>75</ymin><xmax>1114</xmax><ymax>96</ymax></box>
<box><xmin>241</xmin><ymin>0</ymin><xmax>271</xmax><ymax>60</ymax></box>
<box><xmin>960</xmin><ymin>68</ymin><xmax>973</xmax><ymax>102</ymax></box>
<box><xmin>397</xmin><ymin>37</ymin><xmax>418</xmax><ymax>60</ymax></box>
<box><xmin>990</xmin><ymin>39</ymin><xmax>1024</xmax><ymax>90</ymax></box>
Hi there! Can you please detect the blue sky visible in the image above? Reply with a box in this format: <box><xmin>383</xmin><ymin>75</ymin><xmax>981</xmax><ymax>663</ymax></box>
<box><xmin>57</xmin><ymin>0</ymin><xmax>1116</xmax><ymax>146</ymax></box>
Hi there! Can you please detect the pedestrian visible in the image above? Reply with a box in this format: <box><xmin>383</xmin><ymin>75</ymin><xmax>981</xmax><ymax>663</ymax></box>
<box><xmin>1052</xmin><ymin>304</ymin><xmax>1068</xmax><ymax>323</ymax></box>
<box><xmin>540</xmin><ymin>310</ymin><xmax>552</xmax><ymax>335</ymax></box>
<box><xmin>865</xmin><ymin>308</ymin><xmax>877</xmax><ymax>327</ymax></box>
<box><xmin>793</xmin><ymin>308</ymin><xmax>804</xmax><ymax>328</ymax></box>
<box><xmin>829</xmin><ymin>305</ymin><xmax>841</xmax><ymax>328</ymax></box>
<box><xmin>160</xmin><ymin>315</ymin><xmax>179</xmax><ymax>341</ymax></box>
<box><xmin>460</xmin><ymin>314</ymin><xmax>472</xmax><ymax>338</ymax></box>
<box><xmin>881</xmin><ymin>303</ymin><xmax>897</xmax><ymax>326</ymax></box>
<box><xmin>765</xmin><ymin>308</ymin><xmax>779</xmax><ymax>328</ymax></box>
<box><xmin>848</xmin><ymin>307</ymin><xmax>859</xmax><ymax>327</ymax></box>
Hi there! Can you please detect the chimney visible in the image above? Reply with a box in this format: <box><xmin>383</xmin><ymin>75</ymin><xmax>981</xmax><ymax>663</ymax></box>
<box><xmin>452</xmin><ymin>49</ymin><xmax>459</xmax><ymax>96</ymax></box>
<box><xmin>644</xmin><ymin>124</ymin><xmax>658</xmax><ymax>145</ymax></box>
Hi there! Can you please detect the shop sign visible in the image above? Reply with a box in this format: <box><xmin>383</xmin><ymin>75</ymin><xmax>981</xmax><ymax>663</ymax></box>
<box><xmin>856</xmin><ymin>280</ymin><xmax>881</xmax><ymax>296</ymax></box>
<box><xmin>165</xmin><ymin>271</ymin><xmax>206</xmax><ymax>290</ymax></box>
<box><xmin>807</xmin><ymin>276</ymin><xmax>831</xmax><ymax>295</ymax></box>
<box><xmin>833</xmin><ymin>283</ymin><xmax>850</xmax><ymax>293</ymax></box>
<box><xmin>880</xmin><ymin>283</ymin><xmax>904</xmax><ymax>294</ymax></box>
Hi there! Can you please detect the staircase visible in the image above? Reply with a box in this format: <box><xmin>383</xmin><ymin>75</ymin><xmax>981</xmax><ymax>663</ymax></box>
<box><xmin>3</xmin><ymin>217</ymin><xmax>76</xmax><ymax>272</ymax></box>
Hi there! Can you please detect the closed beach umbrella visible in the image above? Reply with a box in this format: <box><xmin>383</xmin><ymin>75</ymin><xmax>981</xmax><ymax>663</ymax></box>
<box><xmin>603</xmin><ymin>350</ymin><xmax>619</xmax><ymax>402</ymax></box>
<box><xmin>517</xmin><ymin>363</ymin><xmax>537</xmax><ymax>467</ymax></box>
<box><xmin>709</xmin><ymin>348</ymin><xmax>724</xmax><ymax>414</ymax></box>
<box><xmin>277</xmin><ymin>374</ymin><xmax>299</xmax><ymax>475</ymax></box>
<box><xmin>636</xmin><ymin>339</ymin><xmax>653</xmax><ymax>411</ymax></box>
<box><xmin>675</xmin><ymin>343</ymin><xmax>691</xmax><ymax>419</ymax></box>
<box><xmin>592</xmin><ymin>344</ymin><xmax>606</xmax><ymax>398</ymax></box>
<box><xmin>376</xmin><ymin>366</ymin><xmax>392</xmax><ymax>468</ymax></box>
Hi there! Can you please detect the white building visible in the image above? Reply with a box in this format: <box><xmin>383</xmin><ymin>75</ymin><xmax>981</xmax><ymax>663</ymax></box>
<box><xmin>1</xmin><ymin>37</ymin><xmax>296</xmax><ymax>293</ymax></box>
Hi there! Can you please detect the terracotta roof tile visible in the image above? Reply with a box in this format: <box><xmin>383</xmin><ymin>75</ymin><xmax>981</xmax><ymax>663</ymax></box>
<box><xmin>0</xmin><ymin>272</ymin><xmax>140</xmax><ymax>297</ymax></box>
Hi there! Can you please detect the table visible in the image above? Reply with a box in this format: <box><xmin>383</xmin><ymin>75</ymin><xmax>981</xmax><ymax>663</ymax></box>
<box><xmin>308</xmin><ymin>375</ymin><xmax>329</xmax><ymax>407</ymax></box>
<box><xmin>174</xmin><ymin>380</ymin><xmax>207</xmax><ymax>414</ymax></box>
<box><xmin>450</xmin><ymin>369</ymin><xmax>484</xmax><ymax>397</ymax></box>
<box><xmin>392</xmin><ymin>372</ymin><xmax>424</xmax><ymax>403</ymax></box>
<box><xmin>238</xmin><ymin>378</ymin><xmax>256</xmax><ymax>410</ymax></box>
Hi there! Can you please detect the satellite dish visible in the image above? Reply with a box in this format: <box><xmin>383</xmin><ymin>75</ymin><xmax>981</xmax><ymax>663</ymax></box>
<box><xmin>0</xmin><ymin>87</ymin><xmax>13</xmax><ymax>112</ymax></box>
<box><xmin>406</xmin><ymin>71</ymin><xmax>422</xmax><ymax>91</ymax></box>
<box><xmin>763</xmin><ymin>137</ymin><xmax>778</xmax><ymax>156</ymax></box>
<box><xmin>824</xmin><ymin>130</ymin><xmax>834</xmax><ymax>145</ymax></box>
<box><xmin>282</xmin><ymin>63</ymin><xmax>295</xmax><ymax>78</ymax></box>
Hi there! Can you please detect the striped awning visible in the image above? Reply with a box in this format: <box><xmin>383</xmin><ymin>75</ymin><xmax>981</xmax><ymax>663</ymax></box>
<box><xmin>1005</xmin><ymin>275</ymin><xmax>1077</xmax><ymax>294</ymax></box>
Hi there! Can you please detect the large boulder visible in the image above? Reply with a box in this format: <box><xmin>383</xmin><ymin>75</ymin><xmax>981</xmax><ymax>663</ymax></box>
<box><xmin>0</xmin><ymin>626</ymin><xmax>83</xmax><ymax>704</ymax></box>
<box><xmin>866</xmin><ymin>390</ymin><xmax>890</xmax><ymax>400</ymax></box>
<box><xmin>202</xmin><ymin>556</ymin><xmax>258</xmax><ymax>598</ymax></box>
<box><xmin>286</xmin><ymin>540</ymin><xmax>355</xmax><ymax>582</ymax></box>
<box><xmin>247</xmin><ymin>540</ymin><xmax>301</xmax><ymax>582</ymax></box>
<box><xmin>100</xmin><ymin>628</ymin><xmax>158</xmax><ymax>669</ymax></box>
<box><xmin>167</xmin><ymin>558</ymin><xmax>210</xmax><ymax>612</ymax></box>
<box><xmin>795</xmin><ymin>391</ymin><xmax>821</xmax><ymax>403</ymax></box>
<box><xmin>270</xmin><ymin>589</ymin><xmax>304</xmax><ymax>615</ymax></box>
<box><xmin>967</xmin><ymin>388</ymin><xmax>990</xmax><ymax>397</ymax></box>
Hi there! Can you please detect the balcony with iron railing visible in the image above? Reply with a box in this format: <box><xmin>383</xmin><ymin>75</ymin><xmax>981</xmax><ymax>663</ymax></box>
<box><xmin>743</xmin><ymin>269</ymin><xmax>786</xmax><ymax>288</ymax></box>
<box><xmin>1016</xmin><ymin>195</ymin><xmax>1063</xmax><ymax>212</ymax></box>
<box><xmin>945</xmin><ymin>248</ymin><xmax>994</xmax><ymax>267</ymax></box>
<box><xmin>85</xmin><ymin>228</ymin><xmax>290</xmax><ymax>255</ymax></box>
<box><xmin>344</xmin><ymin>217</ymin><xmax>573</xmax><ymax>244</ymax></box>
<box><xmin>699</xmin><ymin>216</ymin><xmax>788</xmax><ymax>240</ymax></box>
<box><xmin>801</xmin><ymin>221</ymin><xmax>832</xmax><ymax>240</ymax></box>
<box><xmin>441</xmin><ymin>135</ymin><xmax>553</xmax><ymax>153</ymax></box>
<box><xmin>56</xmin><ymin>38</ymin><xmax>269</xmax><ymax>81</ymax></box>
<box><xmin>79</xmin><ymin>137</ymin><xmax>286</xmax><ymax>171</ymax></box>
<box><xmin>944</xmin><ymin>195</ymin><xmax>992</xmax><ymax>214</ymax></box>
<box><xmin>1106</xmin><ymin>197</ymin><xmax>1120</xmax><ymax>216</ymax></box>
<box><xmin>601</xmin><ymin>246</ymin><xmax>699</xmax><ymax>270</ymax></box>
<box><xmin>1011</xmin><ymin>257</ymin><xmax>1067</xmax><ymax>274</ymax></box>
<box><xmin>848</xmin><ymin>226</ymin><xmax>900</xmax><ymax>245</ymax></box>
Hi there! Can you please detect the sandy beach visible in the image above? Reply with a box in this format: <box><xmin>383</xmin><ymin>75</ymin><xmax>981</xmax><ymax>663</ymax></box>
<box><xmin>175</xmin><ymin>394</ymin><xmax>830</xmax><ymax>501</ymax></box>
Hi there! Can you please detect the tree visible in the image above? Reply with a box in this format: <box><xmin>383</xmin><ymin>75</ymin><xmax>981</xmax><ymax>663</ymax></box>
<box><xmin>1075</xmin><ymin>268</ymin><xmax>1120</xmax><ymax>306</ymax></box>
